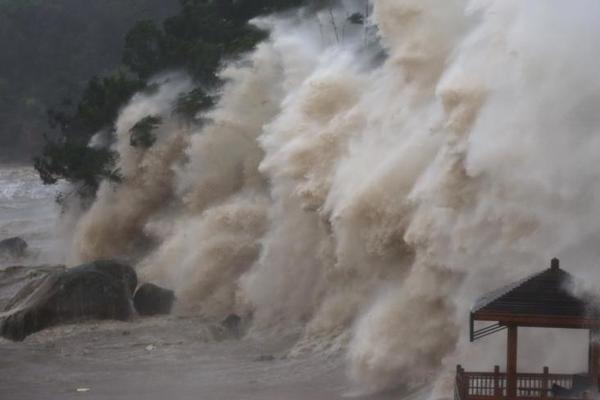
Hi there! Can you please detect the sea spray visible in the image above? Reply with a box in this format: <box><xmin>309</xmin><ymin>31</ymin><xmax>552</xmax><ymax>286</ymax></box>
<box><xmin>66</xmin><ymin>0</ymin><xmax>600</xmax><ymax>394</ymax></box>
<box><xmin>72</xmin><ymin>74</ymin><xmax>192</xmax><ymax>263</ymax></box>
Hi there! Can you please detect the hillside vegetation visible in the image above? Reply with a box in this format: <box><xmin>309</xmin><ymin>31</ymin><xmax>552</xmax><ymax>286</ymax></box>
<box><xmin>34</xmin><ymin>0</ymin><xmax>341</xmax><ymax>197</ymax></box>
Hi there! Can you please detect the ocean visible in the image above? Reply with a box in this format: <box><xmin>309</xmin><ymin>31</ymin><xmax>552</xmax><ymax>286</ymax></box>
<box><xmin>0</xmin><ymin>165</ymin><xmax>62</xmax><ymax>266</ymax></box>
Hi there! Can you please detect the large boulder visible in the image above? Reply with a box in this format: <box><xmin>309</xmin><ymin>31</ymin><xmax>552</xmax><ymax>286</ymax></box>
<box><xmin>221</xmin><ymin>314</ymin><xmax>242</xmax><ymax>338</ymax></box>
<box><xmin>0</xmin><ymin>260</ymin><xmax>137</xmax><ymax>341</ymax></box>
<box><xmin>68</xmin><ymin>259</ymin><xmax>137</xmax><ymax>296</ymax></box>
<box><xmin>0</xmin><ymin>237</ymin><xmax>28</xmax><ymax>259</ymax></box>
<box><xmin>0</xmin><ymin>265</ymin><xmax>65</xmax><ymax>310</ymax></box>
<box><xmin>133</xmin><ymin>283</ymin><xmax>175</xmax><ymax>316</ymax></box>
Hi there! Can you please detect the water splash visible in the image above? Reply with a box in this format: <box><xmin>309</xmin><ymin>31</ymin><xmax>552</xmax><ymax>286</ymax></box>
<box><xmin>67</xmin><ymin>0</ymin><xmax>600</xmax><ymax>394</ymax></box>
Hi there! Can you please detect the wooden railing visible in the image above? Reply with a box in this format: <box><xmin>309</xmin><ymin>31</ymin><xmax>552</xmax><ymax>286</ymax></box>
<box><xmin>455</xmin><ymin>366</ymin><xmax>594</xmax><ymax>400</ymax></box>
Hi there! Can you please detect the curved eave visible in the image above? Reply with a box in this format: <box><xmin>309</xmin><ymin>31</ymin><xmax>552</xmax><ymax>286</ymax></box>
<box><xmin>472</xmin><ymin>310</ymin><xmax>600</xmax><ymax>329</ymax></box>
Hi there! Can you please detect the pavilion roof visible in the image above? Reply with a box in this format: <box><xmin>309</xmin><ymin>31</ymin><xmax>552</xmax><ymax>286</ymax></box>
<box><xmin>470</xmin><ymin>258</ymin><xmax>600</xmax><ymax>341</ymax></box>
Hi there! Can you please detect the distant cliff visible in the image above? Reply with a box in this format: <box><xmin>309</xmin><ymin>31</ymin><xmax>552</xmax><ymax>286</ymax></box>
<box><xmin>0</xmin><ymin>0</ymin><xmax>179</xmax><ymax>162</ymax></box>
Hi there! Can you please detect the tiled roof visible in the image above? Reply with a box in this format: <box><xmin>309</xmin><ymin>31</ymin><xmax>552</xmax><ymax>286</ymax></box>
<box><xmin>473</xmin><ymin>259</ymin><xmax>600</xmax><ymax>319</ymax></box>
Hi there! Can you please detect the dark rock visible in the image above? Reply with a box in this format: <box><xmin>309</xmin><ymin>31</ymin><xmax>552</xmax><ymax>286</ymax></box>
<box><xmin>0</xmin><ymin>265</ymin><xmax>65</xmax><ymax>310</ymax></box>
<box><xmin>133</xmin><ymin>283</ymin><xmax>175</xmax><ymax>316</ymax></box>
<box><xmin>221</xmin><ymin>314</ymin><xmax>242</xmax><ymax>336</ymax></box>
<box><xmin>69</xmin><ymin>259</ymin><xmax>137</xmax><ymax>296</ymax></box>
<box><xmin>0</xmin><ymin>260</ymin><xmax>136</xmax><ymax>341</ymax></box>
<box><xmin>0</xmin><ymin>237</ymin><xmax>28</xmax><ymax>258</ymax></box>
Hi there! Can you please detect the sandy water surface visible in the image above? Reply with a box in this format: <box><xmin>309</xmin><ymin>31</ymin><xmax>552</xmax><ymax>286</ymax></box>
<box><xmin>0</xmin><ymin>166</ymin><xmax>415</xmax><ymax>400</ymax></box>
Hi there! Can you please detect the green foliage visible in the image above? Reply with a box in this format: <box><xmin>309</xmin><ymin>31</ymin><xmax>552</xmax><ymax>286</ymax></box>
<box><xmin>33</xmin><ymin>0</ymin><xmax>316</xmax><ymax>199</ymax></box>
<box><xmin>34</xmin><ymin>139</ymin><xmax>121</xmax><ymax>195</ymax></box>
<box><xmin>123</xmin><ymin>0</ymin><xmax>308</xmax><ymax>83</ymax></box>
<box><xmin>122</xmin><ymin>20</ymin><xmax>166</xmax><ymax>80</ymax></box>
<box><xmin>76</xmin><ymin>72</ymin><xmax>146</xmax><ymax>137</ymax></box>
<box><xmin>129</xmin><ymin>115</ymin><xmax>162</xmax><ymax>148</ymax></box>
<box><xmin>174</xmin><ymin>88</ymin><xmax>216</xmax><ymax>121</ymax></box>
<box><xmin>215</xmin><ymin>0</ymin><xmax>311</xmax><ymax>21</ymax></box>
<box><xmin>34</xmin><ymin>71</ymin><xmax>143</xmax><ymax>197</ymax></box>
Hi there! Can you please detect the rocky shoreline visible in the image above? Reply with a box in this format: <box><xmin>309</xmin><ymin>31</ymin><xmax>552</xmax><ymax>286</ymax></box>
<box><xmin>0</xmin><ymin>246</ymin><xmax>404</xmax><ymax>400</ymax></box>
<box><xmin>0</xmin><ymin>264</ymin><xmax>359</xmax><ymax>400</ymax></box>
<box><xmin>0</xmin><ymin>258</ymin><xmax>176</xmax><ymax>341</ymax></box>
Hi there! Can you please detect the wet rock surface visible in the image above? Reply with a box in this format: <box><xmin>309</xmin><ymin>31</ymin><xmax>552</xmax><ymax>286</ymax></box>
<box><xmin>0</xmin><ymin>260</ymin><xmax>136</xmax><ymax>341</ymax></box>
<box><xmin>0</xmin><ymin>237</ymin><xmax>28</xmax><ymax>258</ymax></box>
<box><xmin>222</xmin><ymin>314</ymin><xmax>242</xmax><ymax>334</ymax></box>
<box><xmin>133</xmin><ymin>283</ymin><xmax>175</xmax><ymax>316</ymax></box>
<box><xmin>0</xmin><ymin>265</ymin><xmax>65</xmax><ymax>309</ymax></box>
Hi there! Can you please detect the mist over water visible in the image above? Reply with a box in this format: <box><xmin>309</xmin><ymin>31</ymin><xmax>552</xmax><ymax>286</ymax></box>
<box><xmin>0</xmin><ymin>167</ymin><xmax>62</xmax><ymax>265</ymax></box>
<box><xmin>57</xmin><ymin>0</ymin><xmax>600</xmax><ymax>394</ymax></box>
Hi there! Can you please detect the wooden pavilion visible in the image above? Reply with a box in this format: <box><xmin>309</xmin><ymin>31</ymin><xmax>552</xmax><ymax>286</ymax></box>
<box><xmin>455</xmin><ymin>258</ymin><xmax>600</xmax><ymax>400</ymax></box>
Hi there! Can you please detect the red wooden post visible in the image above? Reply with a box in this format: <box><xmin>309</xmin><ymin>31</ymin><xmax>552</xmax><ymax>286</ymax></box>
<box><xmin>507</xmin><ymin>325</ymin><xmax>518</xmax><ymax>400</ymax></box>
<box><xmin>494</xmin><ymin>365</ymin><xmax>501</xmax><ymax>398</ymax></box>
<box><xmin>462</xmin><ymin>366</ymin><xmax>468</xmax><ymax>400</ymax></box>
<box><xmin>590</xmin><ymin>330</ymin><xmax>600</xmax><ymax>392</ymax></box>
<box><xmin>541</xmin><ymin>366</ymin><xmax>549</xmax><ymax>399</ymax></box>
<box><xmin>456</xmin><ymin>365</ymin><xmax>466</xmax><ymax>400</ymax></box>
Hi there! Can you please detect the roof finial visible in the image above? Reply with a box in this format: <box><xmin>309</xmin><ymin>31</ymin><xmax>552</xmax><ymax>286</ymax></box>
<box><xmin>551</xmin><ymin>258</ymin><xmax>560</xmax><ymax>270</ymax></box>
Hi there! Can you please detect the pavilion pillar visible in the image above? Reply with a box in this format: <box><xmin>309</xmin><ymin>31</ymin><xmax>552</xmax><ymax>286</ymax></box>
<box><xmin>589</xmin><ymin>329</ymin><xmax>600</xmax><ymax>392</ymax></box>
<box><xmin>506</xmin><ymin>325</ymin><xmax>518</xmax><ymax>400</ymax></box>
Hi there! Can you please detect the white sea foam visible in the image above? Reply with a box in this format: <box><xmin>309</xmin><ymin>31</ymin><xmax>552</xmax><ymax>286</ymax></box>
<box><xmin>0</xmin><ymin>166</ymin><xmax>63</xmax><ymax>265</ymax></box>
<box><xmin>0</xmin><ymin>167</ymin><xmax>59</xmax><ymax>201</ymax></box>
